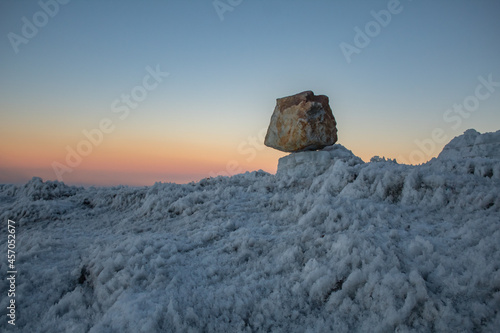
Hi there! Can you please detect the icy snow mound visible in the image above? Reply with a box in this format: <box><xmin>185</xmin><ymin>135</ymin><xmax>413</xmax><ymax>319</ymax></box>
<box><xmin>433</xmin><ymin>129</ymin><xmax>500</xmax><ymax>180</ymax></box>
<box><xmin>277</xmin><ymin>144</ymin><xmax>363</xmax><ymax>179</ymax></box>
<box><xmin>438</xmin><ymin>129</ymin><xmax>500</xmax><ymax>160</ymax></box>
<box><xmin>0</xmin><ymin>130</ymin><xmax>499</xmax><ymax>332</ymax></box>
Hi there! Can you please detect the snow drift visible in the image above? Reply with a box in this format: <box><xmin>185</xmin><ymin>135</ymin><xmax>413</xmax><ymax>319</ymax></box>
<box><xmin>1</xmin><ymin>129</ymin><xmax>499</xmax><ymax>332</ymax></box>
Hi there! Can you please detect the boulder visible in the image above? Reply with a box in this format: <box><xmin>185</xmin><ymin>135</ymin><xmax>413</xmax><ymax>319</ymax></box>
<box><xmin>264</xmin><ymin>91</ymin><xmax>338</xmax><ymax>152</ymax></box>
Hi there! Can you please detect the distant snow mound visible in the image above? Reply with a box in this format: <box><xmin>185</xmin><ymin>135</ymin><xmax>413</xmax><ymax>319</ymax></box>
<box><xmin>438</xmin><ymin>129</ymin><xmax>500</xmax><ymax>160</ymax></box>
<box><xmin>277</xmin><ymin>144</ymin><xmax>363</xmax><ymax>178</ymax></box>
<box><xmin>20</xmin><ymin>176</ymin><xmax>81</xmax><ymax>201</ymax></box>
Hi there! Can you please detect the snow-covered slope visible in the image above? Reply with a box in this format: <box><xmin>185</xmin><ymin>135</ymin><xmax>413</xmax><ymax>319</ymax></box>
<box><xmin>438</xmin><ymin>128</ymin><xmax>500</xmax><ymax>160</ymax></box>
<box><xmin>1</xmin><ymin>129</ymin><xmax>499</xmax><ymax>332</ymax></box>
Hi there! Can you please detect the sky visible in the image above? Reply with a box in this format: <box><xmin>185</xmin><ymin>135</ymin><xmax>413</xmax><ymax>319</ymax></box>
<box><xmin>1</xmin><ymin>0</ymin><xmax>499</xmax><ymax>186</ymax></box>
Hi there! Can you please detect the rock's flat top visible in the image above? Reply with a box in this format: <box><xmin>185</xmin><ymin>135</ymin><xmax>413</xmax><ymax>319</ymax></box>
<box><xmin>264</xmin><ymin>91</ymin><xmax>338</xmax><ymax>152</ymax></box>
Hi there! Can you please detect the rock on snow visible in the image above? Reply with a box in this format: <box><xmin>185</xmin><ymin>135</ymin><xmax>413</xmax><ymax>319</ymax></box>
<box><xmin>264</xmin><ymin>91</ymin><xmax>338</xmax><ymax>153</ymax></box>
<box><xmin>1</xmin><ymin>129</ymin><xmax>500</xmax><ymax>332</ymax></box>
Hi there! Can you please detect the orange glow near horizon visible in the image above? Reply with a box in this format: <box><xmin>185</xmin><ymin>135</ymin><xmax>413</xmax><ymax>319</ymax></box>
<box><xmin>0</xmin><ymin>120</ymin><xmax>446</xmax><ymax>187</ymax></box>
<box><xmin>0</xmin><ymin>128</ymin><xmax>288</xmax><ymax>185</ymax></box>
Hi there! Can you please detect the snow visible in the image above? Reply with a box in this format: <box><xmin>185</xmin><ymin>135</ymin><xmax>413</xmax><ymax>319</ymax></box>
<box><xmin>438</xmin><ymin>128</ymin><xmax>500</xmax><ymax>160</ymax></box>
<box><xmin>1</xmin><ymin>129</ymin><xmax>500</xmax><ymax>332</ymax></box>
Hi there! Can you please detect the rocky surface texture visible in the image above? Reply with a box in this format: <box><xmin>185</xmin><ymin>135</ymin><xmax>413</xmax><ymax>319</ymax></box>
<box><xmin>264</xmin><ymin>91</ymin><xmax>338</xmax><ymax>152</ymax></box>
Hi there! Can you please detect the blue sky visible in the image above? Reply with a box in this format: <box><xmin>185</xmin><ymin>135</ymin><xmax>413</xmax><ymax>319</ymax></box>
<box><xmin>1</xmin><ymin>0</ymin><xmax>500</xmax><ymax>185</ymax></box>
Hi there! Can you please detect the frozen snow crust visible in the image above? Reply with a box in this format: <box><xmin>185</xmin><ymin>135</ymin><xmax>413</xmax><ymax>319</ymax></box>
<box><xmin>438</xmin><ymin>128</ymin><xmax>500</xmax><ymax>160</ymax></box>
<box><xmin>1</xmin><ymin>129</ymin><xmax>499</xmax><ymax>332</ymax></box>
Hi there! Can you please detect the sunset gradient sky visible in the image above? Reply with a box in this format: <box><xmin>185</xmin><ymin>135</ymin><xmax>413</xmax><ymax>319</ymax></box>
<box><xmin>1</xmin><ymin>0</ymin><xmax>500</xmax><ymax>186</ymax></box>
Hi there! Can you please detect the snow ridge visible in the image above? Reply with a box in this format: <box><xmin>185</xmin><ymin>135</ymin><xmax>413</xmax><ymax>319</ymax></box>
<box><xmin>438</xmin><ymin>128</ymin><xmax>500</xmax><ymax>160</ymax></box>
<box><xmin>0</xmin><ymin>129</ymin><xmax>499</xmax><ymax>332</ymax></box>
